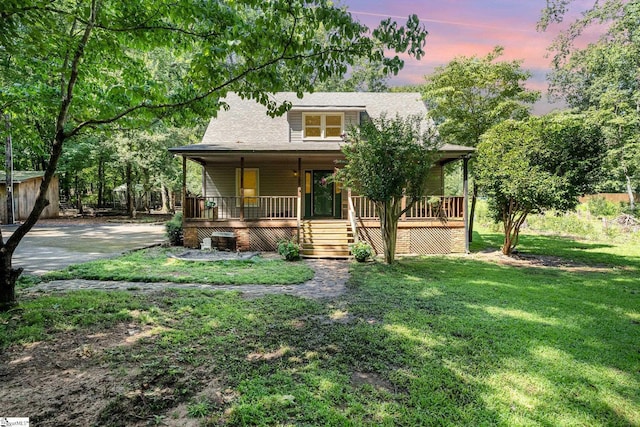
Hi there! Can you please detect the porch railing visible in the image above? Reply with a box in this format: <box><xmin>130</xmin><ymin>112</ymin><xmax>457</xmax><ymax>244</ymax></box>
<box><xmin>184</xmin><ymin>196</ymin><xmax>298</xmax><ymax>220</ymax></box>
<box><xmin>351</xmin><ymin>196</ymin><xmax>464</xmax><ymax>220</ymax></box>
<box><xmin>184</xmin><ymin>195</ymin><xmax>463</xmax><ymax>221</ymax></box>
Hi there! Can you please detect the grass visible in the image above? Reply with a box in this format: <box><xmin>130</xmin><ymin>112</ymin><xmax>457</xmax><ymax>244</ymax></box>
<box><xmin>2</xmin><ymin>232</ymin><xmax>638</xmax><ymax>425</ymax></box>
<box><xmin>42</xmin><ymin>247</ymin><xmax>314</xmax><ymax>285</ymax></box>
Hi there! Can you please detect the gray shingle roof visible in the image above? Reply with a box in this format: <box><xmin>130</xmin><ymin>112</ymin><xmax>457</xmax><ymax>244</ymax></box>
<box><xmin>169</xmin><ymin>92</ymin><xmax>474</xmax><ymax>155</ymax></box>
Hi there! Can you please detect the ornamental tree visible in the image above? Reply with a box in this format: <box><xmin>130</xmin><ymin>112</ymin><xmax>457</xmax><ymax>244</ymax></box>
<box><xmin>477</xmin><ymin>113</ymin><xmax>605</xmax><ymax>255</ymax></box>
<box><xmin>0</xmin><ymin>0</ymin><xmax>428</xmax><ymax>309</ymax></box>
<box><xmin>336</xmin><ymin>114</ymin><xmax>440</xmax><ymax>264</ymax></box>
<box><xmin>421</xmin><ymin>46</ymin><xmax>539</xmax><ymax>241</ymax></box>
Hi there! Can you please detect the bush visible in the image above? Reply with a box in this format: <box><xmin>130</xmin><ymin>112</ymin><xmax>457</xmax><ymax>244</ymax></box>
<box><xmin>350</xmin><ymin>241</ymin><xmax>373</xmax><ymax>262</ymax></box>
<box><xmin>277</xmin><ymin>239</ymin><xmax>301</xmax><ymax>261</ymax></box>
<box><xmin>165</xmin><ymin>212</ymin><xmax>183</xmax><ymax>246</ymax></box>
<box><xmin>586</xmin><ymin>197</ymin><xmax>620</xmax><ymax>218</ymax></box>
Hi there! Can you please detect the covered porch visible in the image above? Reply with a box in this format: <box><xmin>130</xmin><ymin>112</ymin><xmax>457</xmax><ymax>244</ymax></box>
<box><xmin>175</xmin><ymin>149</ymin><xmax>472</xmax><ymax>255</ymax></box>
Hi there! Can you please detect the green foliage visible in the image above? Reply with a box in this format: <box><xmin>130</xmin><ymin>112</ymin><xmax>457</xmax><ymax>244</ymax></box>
<box><xmin>587</xmin><ymin>197</ymin><xmax>621</xmax><ymax>218</ymax></box>
<box><xmin>187</xmin><ymin>400</ymin><xmax>213</xmax><ymax>418</ymax></box>
<box><xmin>165</xmin><ymin>213</ymin><xmax>183</xmax><ymax>246</ymax></box>
<box><xmin>43</xmin><ymin>247</ymin><xmax>314</xmax><ymax>285</ymax></box>
<box><xmin>422</xmin><ymin>46</ymin><xmax>539</xmax><ymax>147</ymax></box>
<box><xmin>277</xmin><ymin>239</ymin><xmax>302</xmax><ymax>261</ymax></box>
<box><xmin>540</xmin><ymin>0</ymin><xmax>640</xmax><ymax>207</ymax></box>
<box><xmin>477</xmin><ymin>112</ymin><xmax>605</xmax><ymax>254</ymax></box>
<box><xmin>336</xmin><ymin>114</ymin><xmax>440</xmax><ymax>263</ymax></box>
<box><xmin>0</xmin><ymin>0</ymin><xmax>429</xmax><ymax>307</ymax></box>
<box><xmin>350</xmin><ymin>241</ymin><xmax>373</xmax><ymax>262</ymax></box>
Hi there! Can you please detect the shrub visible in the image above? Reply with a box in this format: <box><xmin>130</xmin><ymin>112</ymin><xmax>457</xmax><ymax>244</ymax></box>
<box><xmin>165</xmin><ymin>212</ymin><xmax>183</xmax><ymax>246</ymax></box>
<box><xmin>350</xmin><ymin>241</ymin><xmax>373</xmax><ymax>262</ymax></box>
<box><xmin>277</xmin><ymin>239</ymin><xmax>301</xmax><ymax>261</ymax></box>
<box><xmin>586</xmin><ymin>197</ymin><xmax>620</xmax><ymax>218</ymax></box>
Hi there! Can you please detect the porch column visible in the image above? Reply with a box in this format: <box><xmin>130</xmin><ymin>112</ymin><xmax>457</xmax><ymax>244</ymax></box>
<box><xmin>401</xmin><ymin>192</ymin><xmax>407</xmax><ymax>221</ymax></box>
<box><xmin>297</xmin><ymin>157</ymin><xmax>302</xmax><ymax>241</ymax></box>
<box><xmin>240</xmin><ymin>156</ymin><xmax>245</xmax><ymax>221</ymax></box>
<box><xmin>463</xmin><ymin>155</ymin><xmax>470</xmax><ymax>254</ymax></box>
<box><xmin>182</xmin><ymin>156</ymin><xmax>187</xmax><ymax>217</ymax></box>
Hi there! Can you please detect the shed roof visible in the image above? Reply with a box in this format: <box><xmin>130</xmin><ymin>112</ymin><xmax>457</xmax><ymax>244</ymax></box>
<box><xmin>0</xmin><ymin>171</ymin><xmax>46</xmax><ymax>184</ymax></box>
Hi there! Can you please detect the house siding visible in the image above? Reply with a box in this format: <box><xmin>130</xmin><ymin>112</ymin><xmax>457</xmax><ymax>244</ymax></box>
<box><xmin>288</xmin><ymin>111</ymin><xmax>359</xmax><ymax>143</ymax></box>
<box><xmin>204</xmin><ymin>160</ymin><xmax>343</xmax><ymax>198</ymax></box>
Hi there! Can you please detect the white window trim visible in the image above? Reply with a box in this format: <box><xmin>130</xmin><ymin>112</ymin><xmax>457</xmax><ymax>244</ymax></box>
<box><xmin>235</xmin><ymin>168</ymin><xmax>259</xmax><ymax>207</ymax></box>
<box><xmin>302</xmin><ymin>112</ymin><xmax>345</xmax><ymax>140</ymax></box>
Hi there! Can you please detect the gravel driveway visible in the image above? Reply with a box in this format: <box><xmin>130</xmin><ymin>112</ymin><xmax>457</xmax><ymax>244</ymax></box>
<box><xmin>1</xmin><ymin>222</ymin><xmax>166</xmax><ymax>275</ymax></box>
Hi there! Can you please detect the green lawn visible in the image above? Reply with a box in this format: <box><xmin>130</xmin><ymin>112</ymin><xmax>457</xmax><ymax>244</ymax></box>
<box><xmin>2</xmin><ymin>232</ymin><xmax>638</xmax><ymax>426</ymax></box>
<box><xmin>42</xmin><ymin>247</ymin><xmax>314</xmax><ymax>285</ymax></box>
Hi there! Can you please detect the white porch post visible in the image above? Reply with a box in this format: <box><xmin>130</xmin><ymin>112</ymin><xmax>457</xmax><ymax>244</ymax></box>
<box><xmin>463</xmin><ymin>155</ymin><xmax>470</xmax><ymax>254</ymax></box>
<box><xmin>240</xmin><ymin>156</ymin><xmax>245</xmax><ymax>221</ymax></box>
<box><xmin>297</xmin><ymin>157</ymin><xmax>302</xmax><ymax>242</ymax></box>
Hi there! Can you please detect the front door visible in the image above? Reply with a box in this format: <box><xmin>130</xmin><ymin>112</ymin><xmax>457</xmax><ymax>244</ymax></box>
<box><xmin>312</xmin><ymin>170</ymin><xmax>334</xmax><ymax>217</ymax></box>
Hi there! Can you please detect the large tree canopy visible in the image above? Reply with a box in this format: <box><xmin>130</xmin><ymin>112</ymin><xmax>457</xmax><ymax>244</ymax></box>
<box><xmin>421</xmin><ymin>46</ymin><xmax>539</xmax><ymax>241</ymax></box>
<box><xmin>336</xmin><ymin>114</ymin><xmax>440</xmax><ymax>264</ymax></box>
<box><xmin>539</xmin><ymin>0</ymin><xmax>640</xmax><ymax>207</ymax></box>
<box><xmin>0</xmin><ymin>0</ymin><xmax>428</xmax><ymax>308</ymax></box>
<box><xmin>477</xmin><ymin>112</ymin><xmax>605</xmax><ymax>255</ymax></box>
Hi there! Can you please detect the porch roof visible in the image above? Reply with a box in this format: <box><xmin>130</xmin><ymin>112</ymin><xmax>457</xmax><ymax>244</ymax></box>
<box><xmin>169</xmin><ymin>92</ymin><xmax>474</xmax><ymax>162</ymax></box>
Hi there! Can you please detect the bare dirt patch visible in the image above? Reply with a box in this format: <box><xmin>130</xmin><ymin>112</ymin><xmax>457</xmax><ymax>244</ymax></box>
<box><xmin>469</xmin><ymin>250</ymin><xmax>617</xmax><ymax>273</ymax></box>
<box><xmin>0</xmin><ymin>323</ymin><xmax>208</xmax><ymax>426</ymax></box>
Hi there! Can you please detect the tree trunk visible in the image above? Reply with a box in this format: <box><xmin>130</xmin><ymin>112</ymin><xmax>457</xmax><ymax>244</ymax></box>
<box><xmin>126</xmin><ymin>162</ymin><xmax>134</xmax><ymax>217</ymax></box>
<box><xmin>0</xmin><ymin>248</ymin><xmax>23</xmax><ymax>310</ymax></box>
<box><xmin>75</xmin><ymin>173</ymin><xmax>84</xmax><ymax>215</ymax></box>
<box><xmin>97</xmin><ymin>156</ymin><xmax>104</xmax><ymax>208</ymax></box>
<box><xmin>160</xmin><ymin>183</ymin><xmax>170</xmax><ymax>213</ymax></box>
<box><xmin>468</xmin><ymin>182</ymin><xmax>478</xmax><ymax>243</ymax></box>
<box><xmin>378</xmin><ymin>200</ymin><xmax>399</xmax><ymax>264</ymax></box>
<box><xmin>625</xmin><ymin>173</ymin><xmax>635</xmax><ymax>210</ymax></box>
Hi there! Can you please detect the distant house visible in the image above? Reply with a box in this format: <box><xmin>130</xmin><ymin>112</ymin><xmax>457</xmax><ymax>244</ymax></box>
<box><xmin>0</xmin><ymin>171</ymin><xmax>59</xmax><ymax>224</ymax></box>
<box><xmin>169</xmin><ymin>92</ymin><xmax>473</xmax><ymax>257</ymax></box>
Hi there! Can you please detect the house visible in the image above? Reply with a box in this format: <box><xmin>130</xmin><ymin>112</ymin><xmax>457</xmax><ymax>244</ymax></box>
<box><xmin>169</xmin><ymin>92</ymin><xmax>473</xmax><ymax>257</ymax></box>
<box><xmin>0</xmin><ymin>171</ymin><xmax>60</xmax><ymax>224</ymax></box>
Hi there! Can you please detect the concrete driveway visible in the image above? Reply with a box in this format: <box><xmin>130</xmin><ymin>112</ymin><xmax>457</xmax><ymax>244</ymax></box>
<box><xmin>1</xmin><ymin>223</ymin><xmax>166</xmax><ymax>275</ymax></box>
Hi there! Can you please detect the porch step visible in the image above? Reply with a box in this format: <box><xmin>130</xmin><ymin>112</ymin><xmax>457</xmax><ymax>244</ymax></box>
<box><xmin>300</xmin><ymin>220</ymin><xmax>353</xmax><ymax>259</ymax></box>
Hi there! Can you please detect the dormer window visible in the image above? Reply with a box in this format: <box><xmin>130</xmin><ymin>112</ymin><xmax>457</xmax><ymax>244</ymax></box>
<box><xmin>303</xmin><ymin>113</ymin><xmax>344</xmax><ymax>139</ymax></box>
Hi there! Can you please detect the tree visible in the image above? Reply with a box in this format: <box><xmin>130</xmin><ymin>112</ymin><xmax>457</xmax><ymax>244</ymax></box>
<box><xmin>0</xmin><ymin>0</ymin><xmax>428</xmax><ymax>309</ymax></box>
<box><xmin>421</xmin><ymin>46</ymin><xmax>540</xmax><ymax>241</ymax></box>
<box><xmin>336</xmin><ymin>114</ymin><xmax>440</xmax><ymax>264</ymax></box>
<box><xmin>539</xmin><ymin>0</ymin><xmax>640</xmax><ymax>208</ymax></box>
<box><xmin>477</xmin><ymin>113</ymin><xmax>605</xmax><ymax>255</ymax></box>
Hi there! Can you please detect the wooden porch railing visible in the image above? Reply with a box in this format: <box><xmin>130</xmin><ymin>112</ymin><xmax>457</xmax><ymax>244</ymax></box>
<box><xmin>184</xmin><ymin>196</ymin><xmax>298</xmax><ymax>220</ymax></box>
<box><xmin>350</xmin><ymin>196</ymin><xmax>464</xmax><ymax>220</ymax></box>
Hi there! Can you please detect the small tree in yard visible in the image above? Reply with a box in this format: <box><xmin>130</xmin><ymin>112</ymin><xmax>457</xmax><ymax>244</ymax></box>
<box><xmin>336</xmin><ymin>114</ymin><xmax>440</xmax><ymax>264</ymax></box>
<box><xmin>477</xmin><ymin>113</ymin><xmax>605</xmax><ymax>255</ymax></box>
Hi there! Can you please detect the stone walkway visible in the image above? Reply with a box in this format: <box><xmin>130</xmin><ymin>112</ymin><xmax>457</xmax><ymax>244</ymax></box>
<box><xmin>24</xmin><ymin>259</ymin><xmax>351</xmax><ymax>300</ymax></box>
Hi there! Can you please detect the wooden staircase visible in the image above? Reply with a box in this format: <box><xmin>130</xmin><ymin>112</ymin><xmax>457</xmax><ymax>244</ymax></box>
<box><xmin>300</xmin><ymin>220</ymin><xmax>353</xmax><ymax>258</ymax></box>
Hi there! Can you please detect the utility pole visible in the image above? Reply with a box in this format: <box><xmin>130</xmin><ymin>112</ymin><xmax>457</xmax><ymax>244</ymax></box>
<box><xmin>4</xmin><ymin>114</ymin><xmax>14</xmax><ymax>225</ymax></box>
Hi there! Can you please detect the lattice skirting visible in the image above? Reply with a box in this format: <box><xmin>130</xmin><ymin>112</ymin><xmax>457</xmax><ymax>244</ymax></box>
<box><xmin>196</xmin><ymin>227</ymin><xmax>234</xmax><ymax>243</ymax></box>
<box><xmin>409</xmin><ymin>228</ymin><xmax>451</xmax><ymax>254</ymax></box>
<box><xmin>249</xmin><ymin>228</ymin><xmax>296</xmax><ymax>251</ymax></box>
<box><xmin>357</xmin><ymin>228</ymin><xmax>384</xmax><ymax>254</ymax></box>
<box><xmin>358</xmin><ymin>226</ymin><xmax>453</xmax><ymax>254</ymax></box>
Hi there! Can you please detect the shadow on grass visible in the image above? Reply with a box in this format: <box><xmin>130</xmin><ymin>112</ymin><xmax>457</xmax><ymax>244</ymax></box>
<box><xmin>472</xmin><ymin>230</ymin><xmax>640</xmax><ymax>270</ymax></box>
<box><xmin>3</xmin><ymin>249</ymin><xmax>638</xmax><ymax>425</ymax></box>
<box><xmin>344</xmin><ymin>258</ymin><xmax>639</xmax><ymax>426</ymax></box>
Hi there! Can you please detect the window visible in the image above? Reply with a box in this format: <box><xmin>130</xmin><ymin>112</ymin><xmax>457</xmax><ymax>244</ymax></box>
<box><xmin>303</xmin><ymin>113</ymin><xmax>344</xmax><ymax>139</ymax></box>
<box><xmin>236</xmin><ymin>168</ymin><xmax>259</xmax><ymax>206</ymax></box>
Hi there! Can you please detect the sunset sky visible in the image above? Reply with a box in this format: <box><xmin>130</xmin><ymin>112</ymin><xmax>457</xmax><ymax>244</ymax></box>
<box><xmin>341</xmin><ymin>0</ymin><xmax>599</xmax><ymax>112</ymax></box>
